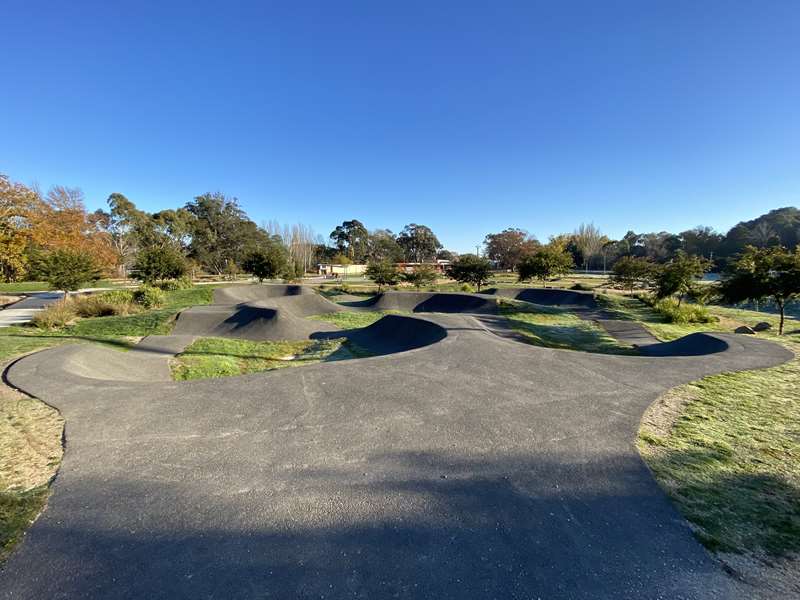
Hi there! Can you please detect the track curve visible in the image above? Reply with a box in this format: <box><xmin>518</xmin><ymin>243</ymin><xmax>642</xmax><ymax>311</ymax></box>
<box><xmin>1</xmin><ymin>287</ymin><xmax>793</xmax><ymax>599</ymax></box>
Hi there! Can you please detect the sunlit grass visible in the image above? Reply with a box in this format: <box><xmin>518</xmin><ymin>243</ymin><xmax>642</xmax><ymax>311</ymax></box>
<box><xmin>170</xmin><ymin>336</ymin><xmax>362</xmax><ymax>381</ymax></box>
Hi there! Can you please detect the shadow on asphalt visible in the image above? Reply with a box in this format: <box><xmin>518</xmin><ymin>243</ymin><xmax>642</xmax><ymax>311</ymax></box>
<box><xmin>7</xmin><ymin>450</ymin><xmax>782</xmax><ymax>599</ymax></box>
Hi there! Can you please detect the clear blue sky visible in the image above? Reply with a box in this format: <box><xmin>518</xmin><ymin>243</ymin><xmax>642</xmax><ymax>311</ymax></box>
<box><xmin>2</xmin><ymin>1</ymin><xmax>799</xmax><ymax>252</ymax></box>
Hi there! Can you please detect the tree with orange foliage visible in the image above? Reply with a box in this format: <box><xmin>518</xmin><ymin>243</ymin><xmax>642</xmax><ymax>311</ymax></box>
<box><xmin>0</xmin><ymin>173</ymin><xmax>119</xmax><ymax>282</ymax></box>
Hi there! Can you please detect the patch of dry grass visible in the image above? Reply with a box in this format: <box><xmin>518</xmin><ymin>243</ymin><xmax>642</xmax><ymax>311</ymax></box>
<box><xmin>0</xmin><ymin>362</ymin><xmax>64</xmax><ymax>562</ymax></box>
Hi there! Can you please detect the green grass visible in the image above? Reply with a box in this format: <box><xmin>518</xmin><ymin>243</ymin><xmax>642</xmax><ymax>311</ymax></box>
<box><xmin>0</xmin><ymin>280</ymin><xmax>126</xmax><ymax>293</ymax></box>
<box><xmin>0</xmin><ymin>286</ymin><xmax>215</xmax><ymax>360</ymax></box>
<box><xmin>638</xmin><ymin>342</ymin><xmax>800</xmax><ymax>556</ymax></box>
<box><xmin>171</xmin><ymin>336</ymin><xmax>363</xmax><ymax>380</ymax></box>
<box><xmin>498</xmin><ymin>301</ymin><xmax>633</xmax><ymax>354</ymax></box>
<box><xmin>308</xmin><ymin>311</ymin><xmax>391</xmax><ymax>330</ymax></box>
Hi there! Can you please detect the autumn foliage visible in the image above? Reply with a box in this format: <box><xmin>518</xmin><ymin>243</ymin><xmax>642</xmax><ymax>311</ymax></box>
<box><xmin>0</xmin><ymin>174</ymin><xmax>117</xmax><ymax>281</ymax></box>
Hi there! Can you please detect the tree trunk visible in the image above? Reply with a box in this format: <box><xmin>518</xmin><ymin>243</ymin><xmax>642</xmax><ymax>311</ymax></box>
<box><xmin>778</xmin><ymin>300</ymin><xmax>785</xmax><ymax>335</ymax></box>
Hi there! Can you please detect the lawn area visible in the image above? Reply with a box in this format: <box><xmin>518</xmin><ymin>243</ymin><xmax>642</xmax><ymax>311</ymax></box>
<box><xmin>497</xmin><ymin>301</ymin><xmax>632</xmax><ymax>354</ymax></box>
<box><xmin>0</xmin><ymin>359</ymin><xmax>64</xmax><ymax>563</ymax></box>
<box><xmin>171</xmin><ymin>336</ymin><xmax>364</xmax><ymax>380</ymax></box>
<box><xmin>308</xmin><ymin>310</ymin><xmax>390</xmax><ymax>330</ymax></box>
<box><xmin>635</xmin><ymin>307</ymin><xmax>800</xmax><ymax>589</ymax></box>
<box><xmin>0</xmin><ymin>286</ymin><xmax>214</xmax><ymax>361</ymax></box>
<box><xmin>638</xmin><ymin>340</ymin><xmax>800</xmax><ymax>578</ymax></box>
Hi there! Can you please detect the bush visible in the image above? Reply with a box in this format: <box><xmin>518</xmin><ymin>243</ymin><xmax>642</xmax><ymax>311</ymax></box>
<box><xmin>32</xmin><ymin>303</ymin><xmax>76</xmax><ymax>329</ymax></box>
<box><xmin>71</xmin><ymin>291</ymin><xmax>138</xmax><ymax>318</ymax></box>
<box><xmin>639</xmin><ymin>295</ymin><xmax>717</xmax><ymax>324</ymax></box>
<box><xmin>155</xmin><ymin>276</ymin><xmax>193</xmax><ymax>291</ymax></box>
<box><xmin>71</xmin><ymin>296</ymin><xmax>121</xmax><ymax>318</ymax></box>
<box><xmin>96</xmin><ymin>290</ymin><xmax>135</xmax><ymax>305</ymax></box>
<box><xmin>460</xmin><ymin>283</ymin><xmax>475</xmax><ymax>293</ymax></box>
<box><xmin>570</xmin><ymin>283</ymin><xmax>593</xmax><ymax>291</ymax></box>
<box><xmin>132</xmin><ymin>285</ymin><xmax>165</xmax><ymax>309</ymax></box>
<box><xmin>133</xmin><ymin>246</ymin><xmax>187</xmax><ymax>284</ymax></box>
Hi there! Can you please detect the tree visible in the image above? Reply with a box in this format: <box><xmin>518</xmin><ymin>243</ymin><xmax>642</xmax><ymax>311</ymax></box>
<box><xmin>680</xmin><ymin>226</ymin><xmax>723</xmax><ymax>260</ymax></box>
<box><xmin>517</xmin><ymin>245</ymin><xmax>574</xmax><ymax>287</ymax></box>
<box><xmin>401</xmin><ymin>264</ymin><xmax>438</xmax><ymax>290</ymax></box>
<box><xmin>484</xmin><ymin>228</ymin><xmax>539</xmax><ymax>270</ymax></box>
<box><xmin>365</xmin><ymin>259</ymin><xmax>399</xmax><ymax>290</ymax></box>
<box><xmin>720</xmin><ymin>245</ymin><xmax>800</xmax><ymax>335</ymax></box>
<box><xmin>611</xmin><ymin>256</ymin><xmax>655</xmax><ymax>294</ymax></box>
<box><xmin>329</xmin><ymin>220</ymin><xmax>369</xmax><ymax>262</ymax></box>
<box><xmin>185</xmin><ymin>193</ymin><xmax>268</xmax><ymax>275</ymax></box>
<box><xmin>573</xmin><ymin>223</ymin><xmax>605</xmax><ymax>272</ymax></box>
<box><xmin>396</xmin><ymin>223</ymin><xmax>442</xmax><ymax>263</ymax></box>
<box><xmin>242</xmin><ymin>242</ymin><xmax>289</xmax><ymax>283</ymax></box>
<box><xmin>133</xmin><ymin>246</ymin><xmax>187</xmax><ymax>284</ymax></box>
<box><xmin>653</xmin><ymin>252</ymin><xmax>711</xmax><ymax>306</ymax></box>
<box><xmin>447</xmin><ymin>254</ymin><xmax>492</xmax><ymax>291</ymax></box>
<box><xmin>367</xmin><ymin>229</ymin><xmax>404</xmax><ymax>263</ymax></box>
<box><xmin>37</xmin><ymin>249</ymin><xmax>102</xmax><ymax>297</ymax></box>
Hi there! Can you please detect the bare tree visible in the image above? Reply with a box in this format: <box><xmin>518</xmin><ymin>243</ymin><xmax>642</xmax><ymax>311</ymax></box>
<box><xmin>263</xmin><ymin>220</ymin><xmax>319</xmax><ymax>274</ymax></box>
<box><xmin>573</xmin><ymin>223</ymin><xmax>605</xmax><ymax>272</ymax></box>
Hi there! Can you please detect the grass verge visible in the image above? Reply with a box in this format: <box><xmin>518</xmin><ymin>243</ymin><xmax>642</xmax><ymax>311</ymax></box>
<box><xmin>0</xmin><ymin>361</ymin><xmax>64</xmax><ymax>562</ymax></box>
<box><xmin>171</xmin><ymin>336</ymin><xmax>367</xmax><ymax>380</ymax></box>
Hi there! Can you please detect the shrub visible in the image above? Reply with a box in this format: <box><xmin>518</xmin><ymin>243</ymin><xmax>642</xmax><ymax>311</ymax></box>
<box><xmin>570</xmin><ymin>283</ymin><xmax>593</xmax><ymax>291</ymax></box>
<box><xmin>71</xmin><ymin>292</ymin><xmax>138</xmax><ymax>318</ymax></box>
<box><xmin>639</xmin><ymin>295</ymin><xmax>717</xmax><ymax>324</ymax></box>
<box><xmin>132</xmin><ymin>285</ymin><xmax>165</xmax><ymax>309</ymax></box>
<box><xmin>155</xmin><ymin>276</ymin><xmax>193</xmax><ymax>291</ymax></box>
<box><xmin>460</xmin><ymin>283</ymin><xmax>475</xmax><ymax>293</ymax></box>
<box><xmin>96</xmin><ymin>290</ymin><xmax>135</xmax><ymax>305</ymax></box>
<box><xmin>133</xmin><ymin>246</ymin><xmax>187</xmax><ymax>284</ymax></box>
<box><xmin>71</xmin><ymin>296</ymin><xmax>120</xmax><ymax>318</ymax></box>
<box><xmin>32</xmin><ymin>303</ymin><xmax>76</xmax><ymax>329</ymax></box>
<box><xmin>36</xmin><ymin>249</ymin><xmax>102</xmax><ymax>292</ymax></box>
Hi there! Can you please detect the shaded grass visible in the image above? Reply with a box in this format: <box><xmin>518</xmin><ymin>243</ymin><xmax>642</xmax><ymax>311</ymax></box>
<box><xmin>0</xmin><ymin>487</ymin><xmax>50</xmax><ymax>562</ymax></box>
<box><xmin>309</xmin><ymin>311</ymin><xmax>391</xmax><ymax>330</ymax></box>
<box><xmin>171</xmin><ymin>336</ymin><xmax>361</xmax><ymax>381</ymax></box>
<box><xmin>497</xmin><ymin>301</ymin><xmax>633</xmax><ymax>354</ymax></box>
<box><xmin>638</xmin><ymin>344</ymin><xmax>800</xmax><ymax>556</ymax></box>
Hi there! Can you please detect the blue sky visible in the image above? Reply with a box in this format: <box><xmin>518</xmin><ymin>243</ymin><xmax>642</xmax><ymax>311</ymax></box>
<box><xmin>2</xmin><ymin>1</ymin><xmax>799</xmax><ymax>252</ymax></box>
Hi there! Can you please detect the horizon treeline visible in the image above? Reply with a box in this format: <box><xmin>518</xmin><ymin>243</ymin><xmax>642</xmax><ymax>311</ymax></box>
<box><xmin>1</xmin><ymin>172</ymin><xmax>798</xmax><ymax>282</ymax></box>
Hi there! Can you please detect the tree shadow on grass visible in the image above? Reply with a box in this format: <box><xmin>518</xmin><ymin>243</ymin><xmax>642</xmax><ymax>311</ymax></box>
<box><xmin>644</xmin><ymin>447</ymin><xmax>800</xmax><ymax>557</ymax></box>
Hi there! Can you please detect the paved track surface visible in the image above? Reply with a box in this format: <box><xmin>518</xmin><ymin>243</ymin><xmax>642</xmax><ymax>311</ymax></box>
<box><xmin>173</xmin><ymin>284</ymin><xmax>342</xmax><ymax>340</ymax></box>
<box><xmin>1</xmin><ymin>285</ymin><xmax>793</xmax><ymax>599</ymax></box>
